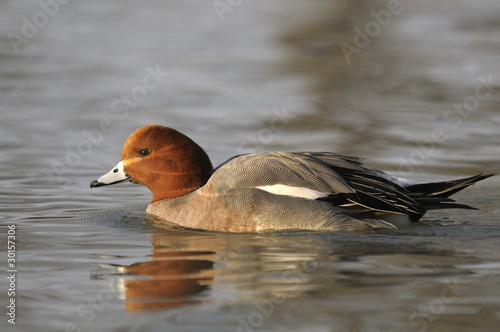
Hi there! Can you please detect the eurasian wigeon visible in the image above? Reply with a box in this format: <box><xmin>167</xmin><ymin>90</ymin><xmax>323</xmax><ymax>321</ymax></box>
<box><xmin>90</xmin><ymin>124</ymin><xmax>492</xmax><ymax>232</ymax></box>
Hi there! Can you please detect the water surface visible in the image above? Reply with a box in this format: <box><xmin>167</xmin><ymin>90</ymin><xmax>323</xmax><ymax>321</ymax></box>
<box><xmin>1</xmin><ymin>1</ymin><xmax>500</xmax><ymax>331</ymax></box>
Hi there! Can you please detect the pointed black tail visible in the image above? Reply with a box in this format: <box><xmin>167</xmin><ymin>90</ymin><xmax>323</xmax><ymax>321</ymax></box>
<box><xmin>406</xmin><ymin>174</ymin><xmax>494</xmax><ymax>213</ymax></box>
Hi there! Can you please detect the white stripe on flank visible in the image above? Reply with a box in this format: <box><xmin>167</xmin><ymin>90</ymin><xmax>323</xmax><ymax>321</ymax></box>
<box><xmin>257</xmin><ymin>184</ymin><xmax>327</xmax><ymax>200</ymax></box>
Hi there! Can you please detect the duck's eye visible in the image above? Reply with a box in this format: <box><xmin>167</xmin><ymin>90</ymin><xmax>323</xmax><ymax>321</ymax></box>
<box><xmin>138</xmin><ymin>149</ymin><xmax>150</xmax><ymax>157</ymax></box>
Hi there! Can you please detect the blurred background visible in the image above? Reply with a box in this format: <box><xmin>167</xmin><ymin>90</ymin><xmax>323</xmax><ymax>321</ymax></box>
<box><xmin>1</xmin><ymin>0</ymin><xmax>500</xmax><ymax>331</ymax></box>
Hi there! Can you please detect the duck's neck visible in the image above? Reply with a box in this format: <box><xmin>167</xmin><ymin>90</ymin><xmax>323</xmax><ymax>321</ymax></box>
<box><xmin>149</xmin><ymin>169</ymin><xmax>211</xmax><ymax>204</ymax></box>
<box><xmin>148</xmin><ymin>146</ymin><xmax>213</xmax><ymax>204</ymax></box>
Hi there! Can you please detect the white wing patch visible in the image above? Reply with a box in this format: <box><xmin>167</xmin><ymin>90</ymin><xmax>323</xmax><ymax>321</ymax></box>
<box><xmin>257</xmin><ymin>184</ymin><xmax>327</xmax><ymax>200</ymax></box>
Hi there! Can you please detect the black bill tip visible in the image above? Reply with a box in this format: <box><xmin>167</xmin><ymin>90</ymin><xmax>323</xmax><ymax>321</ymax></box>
<box><xmin>90</xmin><ymin>180</ymin><xmax>104</xmax><ymax>188</ymax></box>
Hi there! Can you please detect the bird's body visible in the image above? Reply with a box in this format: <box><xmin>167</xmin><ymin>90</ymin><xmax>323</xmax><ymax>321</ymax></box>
<box><xmin>91</xmin><ymin>125</ymin><xmax>492</xmax><ymax>232</ymax></box>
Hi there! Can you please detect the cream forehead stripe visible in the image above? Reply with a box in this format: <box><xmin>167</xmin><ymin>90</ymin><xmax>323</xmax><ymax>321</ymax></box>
<box><xmin>257</xmin><ymin>184</ymin><xmax>327</xmax><ymax>200</ymax></box>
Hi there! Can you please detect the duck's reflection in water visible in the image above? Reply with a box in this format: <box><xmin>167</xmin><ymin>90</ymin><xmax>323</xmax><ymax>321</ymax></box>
<box><xmin>96</xmin><ymin>226</ymin><xmax>472</xmax><ymax>312</ymax></box>
<box><xmin>96</xmin><ymin>230</ymin><xmax>219</xmax><ymax>311</ymax></box>
<box><xmin>122</xmin><ymin>252</ymin><xmax>215</xmax><ymax>310</ymax></box>
<box><xmin>96</xmin><ymin>227</ymin><xmax>332</xmax><ymax>311</ymax></box>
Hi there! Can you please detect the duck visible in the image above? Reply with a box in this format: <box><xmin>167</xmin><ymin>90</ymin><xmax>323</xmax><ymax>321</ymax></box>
<box><xmin>90</xmin><ymin>124</ymin><xmax>492</xmax><ymax>232</ymax></box>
